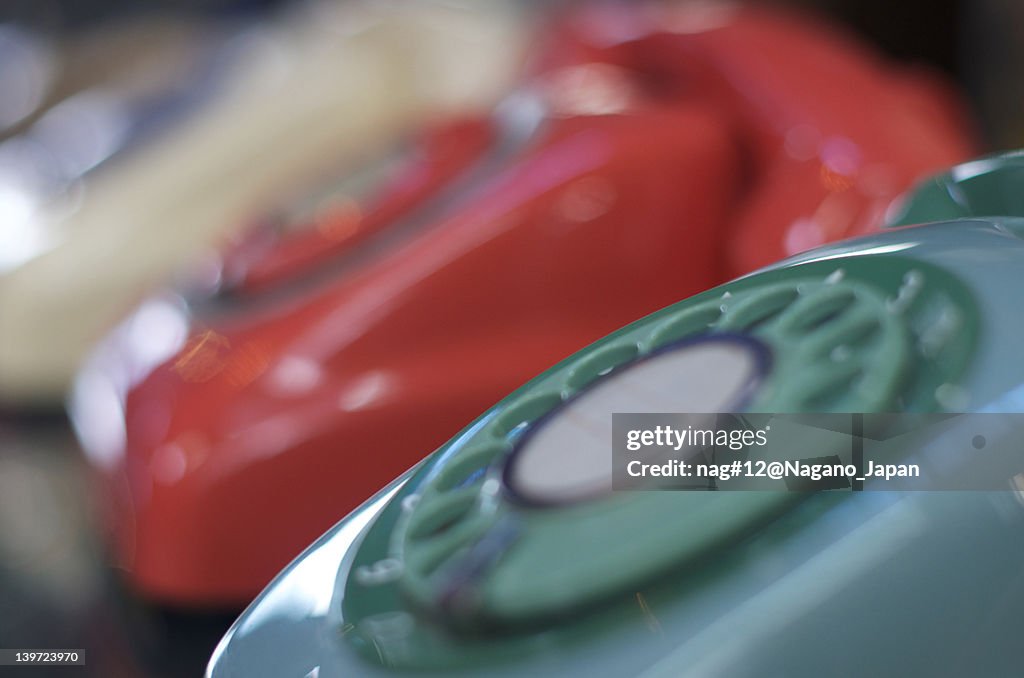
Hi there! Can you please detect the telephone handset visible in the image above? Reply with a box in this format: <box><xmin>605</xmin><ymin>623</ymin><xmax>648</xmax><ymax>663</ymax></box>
<box><xmin>535</xmin><ymin>0</ymin><xmax>976</xmax><ymax>275</ymax></box>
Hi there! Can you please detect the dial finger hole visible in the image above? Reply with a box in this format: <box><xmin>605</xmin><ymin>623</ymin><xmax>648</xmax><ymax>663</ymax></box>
<box><xmin>492</xmin><ymin>391</ymin><xmax>563</xmax><ymax>438</ymax></box>
<box><xmin>433</xmin><ymin>441</ymin><xmax>509</xmax><ymax>492</ymax></box>
<box><xmin>565</xmin><ymin>343</ymin><xmax>639</xmax><ymax>392</ymax></box>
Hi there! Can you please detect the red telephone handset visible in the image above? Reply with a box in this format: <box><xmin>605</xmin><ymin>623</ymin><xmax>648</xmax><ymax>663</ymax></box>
<box><xmin>72</xmin><ymin>2</ymin><xmax>975</xmax><ymax>606</ymax></box>
<box><xmin>536</xmin><ymin>1</ymin><xmax>975</xmax><ymax>273</ymax></box>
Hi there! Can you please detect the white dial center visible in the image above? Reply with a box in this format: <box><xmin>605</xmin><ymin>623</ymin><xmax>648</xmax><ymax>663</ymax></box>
<box><xmin>505</xmin><ymin>337</ymin><xmax>765</xmax><ymax>504</ymax></box>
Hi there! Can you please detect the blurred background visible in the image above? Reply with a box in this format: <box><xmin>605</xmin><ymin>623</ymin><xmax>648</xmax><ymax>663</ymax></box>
<box><xmin>0</xmin><ymin>0</ymin><xmax>1020</xmax><ymax>675</ymax></box>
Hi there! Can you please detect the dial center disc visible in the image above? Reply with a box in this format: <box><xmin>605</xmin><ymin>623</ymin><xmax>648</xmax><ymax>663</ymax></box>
<box><xmin>503</xmin><ymin>335</ymin><xmax>769</xmax><ymax>505</ymax></box>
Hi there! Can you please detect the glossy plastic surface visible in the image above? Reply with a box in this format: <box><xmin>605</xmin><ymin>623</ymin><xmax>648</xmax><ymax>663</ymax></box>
<box><xmin>219</xmin><ymin>117</ymin><xmax>497</xmax><ymax>295</ymax></box>
<box><xmin>208</xmin><ymin>210</ymin><xmax>1024</xmax><ymax>677</ymax></box>
<box><xmin>534</xmin><ymin>1</ymin><xmax>977</xmax><ymax>272</ymax></box>
<box><xmin>887</xmin><ymin>149</ymin><xmax>1024</xmax><ymax>226</ymax></box>
<box><xmin>73</xmin><ymin>2</ymin><xmax>974</xmax><ymax>606</ymax></box>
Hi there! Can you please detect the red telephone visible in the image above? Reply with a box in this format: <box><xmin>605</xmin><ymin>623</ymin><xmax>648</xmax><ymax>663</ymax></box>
<box><xmin>71</xmin><ymin>1</ymin><xmax>975</xmax><ymax>606</ymax></box>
